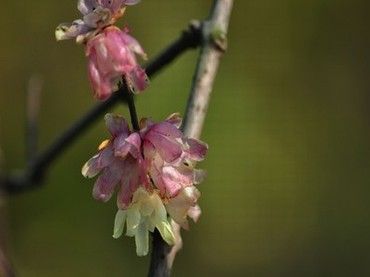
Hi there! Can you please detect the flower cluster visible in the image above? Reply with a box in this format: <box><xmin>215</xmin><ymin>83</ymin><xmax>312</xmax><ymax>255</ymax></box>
<box><xmin>58</xmin><ymin>0</ymin><xmax>209</xmax><ymax>257</ymax></box>
<box><xmin>55</xmin><ymin>0</ymin><xmax>149</xmax><ymax>100</ymax></box>
<box><xmin>82</xmin><ymin>113</ymin><xmax>208</xmax><ymax>256</ymax></box>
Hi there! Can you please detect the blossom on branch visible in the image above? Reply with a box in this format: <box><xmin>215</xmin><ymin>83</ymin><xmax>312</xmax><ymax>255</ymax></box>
<box><xmin>82</xmin><ymin>114</ymin><xmax>149</xmax><ymax>208</ymax></box>
<box><xmin>81</xmin><ymin>113</ymin><xmax>208</xmax><ymax>255</ymax></box>
<box><xmin>86</xmin><ymin>26</ymin><xmax>149</xmax><ymax>100</ymax></box>
<box><xmin>141</xmin><ymin>113</ymin><xmax>208</xmax><ymax>198</ymax></box>
<box><xmin>55</xmin><ymin>0</ymin><xmax>149</xmax><ymax>100</ymax></box>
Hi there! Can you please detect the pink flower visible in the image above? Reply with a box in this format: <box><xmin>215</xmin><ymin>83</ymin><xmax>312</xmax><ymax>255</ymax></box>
<box><xmin>141</xmin><ymin>113</ymin><xmax>208</xmax><ymax>198</ymax></box>
<box><xmin>86</xmin><ymin>26</ymin><xmax>149</xmax><ymax>100</ymax></box>
<box><xmin>56</xmin><ymin>0</ymin><xmax>149</xmax><ymax>100</ymax></box>
<box><xmin>82</xmin><ymin>113</ymin><xmax>208</xmax><ymax>242</ymax></box>
<box><xmin>82</xmin><ymin>114</ymin><xmax>149</xmax><ymax>208</ymax></box>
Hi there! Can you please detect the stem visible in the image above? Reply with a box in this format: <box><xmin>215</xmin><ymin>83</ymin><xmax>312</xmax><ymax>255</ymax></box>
<box><xmin>147</xmin><ymin>230</ymin><xmax>172</xmax><ymax>277</ymax></box>
<box><xmin>126</xmin><ymin>90</ymin><xmax>140</xmax><ymax>131</ymax></box>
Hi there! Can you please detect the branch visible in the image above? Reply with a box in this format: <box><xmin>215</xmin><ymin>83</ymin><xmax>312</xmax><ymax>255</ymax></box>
<box><xmin>148</xmin><ymin>0</ymin><xmax>234</xmax><ymax>276</ymax></box>
<box><xmin>183</xmin><ymin>0</ymin><xmax>233</xmax><ymax>138</ymax></box>
<box><xmin>1</xmin><ymin>22</ymin><xmax>202</xmax><ymax>194</ymax></box>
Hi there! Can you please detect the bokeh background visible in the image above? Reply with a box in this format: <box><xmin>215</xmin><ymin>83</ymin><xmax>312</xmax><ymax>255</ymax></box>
<box><xmin>1</xmin><ymin>0</ymin><xmax>370</xmax><ymax>276</ymax></box>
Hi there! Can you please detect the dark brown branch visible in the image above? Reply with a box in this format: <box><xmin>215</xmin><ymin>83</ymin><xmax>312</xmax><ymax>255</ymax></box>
<box><xmin>147</xmin><ymin>230</ymin><xmax>172</xmax><ymax>277</ymax></box>
<box><xmin>1</xmin><ymin>22</ymin><xmax>202</xmax><ymax>194</ymax></box>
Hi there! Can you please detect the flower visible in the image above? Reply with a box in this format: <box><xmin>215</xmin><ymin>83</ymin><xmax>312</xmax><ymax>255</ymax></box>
<box><xmin>141</xmin><ymin>113</ymin><xmax>208</xmax><ymax>198</ymax></box>
<box><xmin>86</xmin><ymin>26</ymin><xmax>149</xmax><ymax>100</ymax></box>
<box><xmin>82</xmin><ymin>114</ymin><xmax>149</xmax><ymax>208</ymax></box>
<box><xmin>165</xmin><ymin>186</ymin><xmax>201</xmax><ymax>230</ymax></box>
<box><xmin>82</xmin><ymin>113</ymin><xmax>208</xmax><ymax>255</ymax></box>
<box><xmin>113</xmin><ymin>187</ymin><xmax>175</xmax><ymax>256</ymax></box>
<box><xmin>56</xmin><ymin>0</ymin><xmax>149</xmax><ymax>100</ymax></box>
<box><xmin>56</xmin><ymin>0</ymin><xmax>141</xmax><ymax>43</ymax></box>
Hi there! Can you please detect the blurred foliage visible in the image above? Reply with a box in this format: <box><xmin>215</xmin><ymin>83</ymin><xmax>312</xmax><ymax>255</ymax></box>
<box><xmin>1</xmin><ymin>0</ymin><xmax>370</xmax><ymax>276</ymax></box>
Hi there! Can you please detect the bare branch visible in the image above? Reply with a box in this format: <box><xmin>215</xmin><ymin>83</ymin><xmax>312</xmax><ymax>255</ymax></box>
<box><xmin>148</xmin><ymin>0</ymin><xmax>234</xmax><ymax>276</ymax></box>
<box><xmin>183</xmin><ymin>0</ymin><xmax>233</xmax><ymax>138</ymax></box>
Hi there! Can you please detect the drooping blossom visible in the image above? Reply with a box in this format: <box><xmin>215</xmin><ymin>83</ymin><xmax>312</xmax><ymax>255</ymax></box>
<box><xmin>141</xmin><ymin>113</ymin><xmax>208</xmax><ymax>198</ymax></box>
<box><xmin>82</xmin><ymin>114</ymin><xmax>149</xmax><ymax>208</ymax></box>
<box><xmin>86</xmin><ymin>26</ymin><xmax>149</xmax><ymax>100</ymax></box>
<box><xmin>82</xmin><ymin>113</ymin><xmax>208</xmax><ymax>255</ymax></box>
<box><xmin>113</xmin><ymin>187</ymin><xmax>175</xmax><ymax>256</ymax></box>
<box><xmin>55</xmin><ymin>0</ymin><xmax>149</xmax><ymax>100</ymax></box>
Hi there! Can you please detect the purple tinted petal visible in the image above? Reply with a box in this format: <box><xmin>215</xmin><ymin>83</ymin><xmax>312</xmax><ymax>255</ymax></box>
<box><xmin>121</xmin><ymin>32</ymin><xmax>147</xmax><ymax>59</ymax></box>
<box><xmin>183</xmin><ymin>138</ymin><xmax>208</xmax><ymax>161</ymax></box>
<box><xmin>97</xmin><ymin>145</ymin><xmax>114</xmax><ymax>167</ymax></box>
<box><xmin>117</xmin><ymin>157</ymin><xmax>148</xmax><ymax>208</ymax></box>
<box><xmin>124</xmin><ymin>67</ymin><xmax>149</xmax><ymax>94</ymax></box>
<box><xmin>55</xmin><ymin>20</ymin><xmax>92</xmax><ymax>41</ymax></box>
<box><xmin>93</xmin><ymin>163</ymin><xmax>122</xmax><ymax>202</ymax></box>
<box><xmin>145</xmin><ymin>132</ymin><xmax>182</xmax><ymax>163</ymax></box>
<box><xmin>162</xmin><ymin>165</ymin><xmax>194</xmax><ymax>188</ymax></box>
<box><xmin>87</xmin><ymin>55</ymin><xmax>113</xmax><ymax>100</ymax></box>
<box><xmin>149</xmin><ymin>122</ymin><xmax>183</xmax><ymax>138</ymax></box>
<box><xmin>114</xmin><ymin>132</ymin><xmax>141</xmax><ymax>158</ymax></box>
<box><xmin>78</xmin><ymin>0</ymin><xmax>99</xmax><ymax>15</ymax></box>
<box><xmin>105</xmin><ymin>114</ymin><xmax>130</xmax><ymax>137</ymax></box>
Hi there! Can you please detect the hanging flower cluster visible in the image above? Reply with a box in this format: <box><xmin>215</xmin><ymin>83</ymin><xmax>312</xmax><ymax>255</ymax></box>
<box><xmin>57</xmin><ymin>0</ymin><xmax>208</xmax><ymax>257</ymax></box>
<box><xmin>55</xmin><ymin>0</ymin><xmax>149</xmax><ymax>100</ymax></box>
<box><xmin>82</xmin><ymin>114</ymin><xmax>207</xmax><ymax>256</ymax></box>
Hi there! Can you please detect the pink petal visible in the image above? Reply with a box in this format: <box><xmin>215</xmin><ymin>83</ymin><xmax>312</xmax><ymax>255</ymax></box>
<box><xmin>145</xmin><ymin>132</ymin><xmax>183</xmax><ymax>163</ymax></box>
<box><xmin>104</xmin><ymin>114</ymin><xmax>130</xmax><ymax>137</ymax></box>
<box><xmin>114</xmin><ymin>132</ymin><xmax>141</xmax><ymax>158</ymax></box>
<box><xmin>93</xmin><ymin>162</ymin><xmax>123</xmax><ymax>202</ymax></box>
<box><xmin>124</xmin><ymin>67</ymin><xmax>149</xmax><ymax>94</ymax></box>
<box><xmin>87</xmin><ymin>55</ymin><xmax>113</xmax><ymax>100</ymax></box>
<box><xmin>149</xmin><ymin>122</ymin><xmax>183</xmax><ymax>138</ymax></box>
<box><xmin>162</xmin><ymin>165</ymin><xmax>194</xmax><ymax>188</ymax></box>
<box><xmin>117</xmin><ymin>157</ymin><xmax>148</xmax><ymax>208</ymax></box>
<box><xmin>183</xmin><ymin>138</ymin><xmax>208</xmax><ymax>161</ymax></box>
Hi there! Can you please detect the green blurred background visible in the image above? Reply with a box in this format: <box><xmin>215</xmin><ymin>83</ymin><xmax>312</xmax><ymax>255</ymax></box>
<box><xmin>1</xmin><ymin>0</ymin><xmax>370</xmax><ymax>276</ymax></box>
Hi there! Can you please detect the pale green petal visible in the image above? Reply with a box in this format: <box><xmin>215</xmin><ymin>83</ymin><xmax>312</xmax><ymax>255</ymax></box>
<box><xmin>113</xmin><ymin>210</ymin><xmax>127</xmax><ymax>239</ymax></box>
<box><xmin>157</xmin><ymin>221</ymin><xmax>176</xmax><ymax>246</ymax></box>
<box><xmin>135</xmin><ymin>223</ymin><xmax>149</xmax><ymax>256</ymax></box>
<box><xmin>126</xmin><ymin>209</ymin><xmax>141</xmax><ymax>237</ymax></box>
<box><xmin>140</xmin><ymin>200</ymin><xmax>154</xmax><ymax>217</ymax></box>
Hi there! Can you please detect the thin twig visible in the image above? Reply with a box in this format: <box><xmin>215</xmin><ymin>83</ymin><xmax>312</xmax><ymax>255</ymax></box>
<box><xmin>148</xmin><ymin>1</ymin><xmax>234</xmax><ymax>276</ymax></box>
<box><xmin>1</xmin><ymin>22</ymin><xmax>202</xmax><ymax>194</ymax></box>
<box><xmin>126</xmin><ymin>90</ymin><xmax>140</xmax><ymax>131</ymax></box>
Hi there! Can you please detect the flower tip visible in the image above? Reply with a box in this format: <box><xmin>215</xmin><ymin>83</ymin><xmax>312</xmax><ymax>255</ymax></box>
<box><xmin>55</xmin><ymin>24</ymin><xmax>68</xmax><ymax>41</ymax></box>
